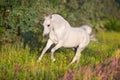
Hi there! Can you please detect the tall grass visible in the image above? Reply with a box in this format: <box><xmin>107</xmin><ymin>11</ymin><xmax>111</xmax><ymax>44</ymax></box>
<box><xmin>0</xmin><ymin>31</ymin><xmax>120</xmax><ymax>80</ymax></box>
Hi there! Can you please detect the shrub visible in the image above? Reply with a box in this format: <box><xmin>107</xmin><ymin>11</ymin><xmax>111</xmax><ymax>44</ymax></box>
<box><xmin>104</xmin><ymin>17</ymin><xmax>120</xmax><ymax>32</ymax></box>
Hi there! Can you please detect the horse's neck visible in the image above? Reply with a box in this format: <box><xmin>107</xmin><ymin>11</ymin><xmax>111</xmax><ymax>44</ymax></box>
<box><xmin>51</xmin><ymin>15</ymin><xmax>71</xmax><ymax>39</ymax></box>
<box><xmin>52</xmin><ymin>15</ymin><xmax>71</xmax><ymax>28</ymax></box>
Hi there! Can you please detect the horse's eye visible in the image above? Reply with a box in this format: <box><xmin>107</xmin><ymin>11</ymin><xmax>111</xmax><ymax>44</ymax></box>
<box><xmin>47</xmin><ymin>24</ymin><xmax>50</xmax><ymax>27</ymax></box>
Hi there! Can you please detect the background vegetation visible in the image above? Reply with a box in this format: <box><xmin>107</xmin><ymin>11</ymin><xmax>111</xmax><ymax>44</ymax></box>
<box><xmin>0</xmin><ymin>0</ymin><xmax>120</xmax><ymax>80</ymax></box>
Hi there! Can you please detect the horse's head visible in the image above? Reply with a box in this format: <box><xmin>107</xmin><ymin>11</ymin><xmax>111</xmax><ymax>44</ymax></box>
<box><xmin>42</xmin><ymin>14</ymin><xmax>53</xmax><ymax>38</ymax></box>
<box><xmin>42</xmin><ymin>14</ymin><xmax>70</xmax><ymax>38</ymax></box>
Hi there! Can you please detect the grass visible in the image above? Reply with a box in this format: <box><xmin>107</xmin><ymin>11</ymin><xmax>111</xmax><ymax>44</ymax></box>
<box><xmin>0</xmin><ymin>31</ymin><xmax>120</xmax><ymax>80</ymax></box>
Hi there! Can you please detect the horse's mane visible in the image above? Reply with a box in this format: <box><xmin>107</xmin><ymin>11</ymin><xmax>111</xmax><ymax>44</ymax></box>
<box><xmin>52</xmin><ymin>14</ymin><xmax>71</xmax><ymax>27</ymax></box>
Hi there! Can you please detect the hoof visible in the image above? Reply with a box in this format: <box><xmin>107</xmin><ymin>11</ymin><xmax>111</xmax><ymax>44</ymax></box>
<box><xmin>37</xmin><ymin>58</ymin><xmax>41</xmax><ymax>63</ymax></box>
<box><xmin>37</xmin><ymin>60</ymin><xmax>40</xmax><ymax>63</ymax></box>
<box><xmin>52</xmin><ymin>58</ymin><xmax>56</xmax><ymax>62</ymax></box>
<box><xmin>68</xmin><ymin>62</ymin><xmax>72</xmax><ymax>66</ymax></box>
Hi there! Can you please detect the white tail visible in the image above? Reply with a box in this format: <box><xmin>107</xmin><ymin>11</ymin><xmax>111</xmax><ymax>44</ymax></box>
<box><xmin>80</xmin><ymin>24</ymin><xmax>98</xmax><ymax>42</ymax></box>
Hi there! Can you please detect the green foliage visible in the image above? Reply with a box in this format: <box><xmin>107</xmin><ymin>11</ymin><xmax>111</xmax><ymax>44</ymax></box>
<box><xmin>0</xmin><ymin>0</ymin><xmax>37</xmax><ymax>8</ymax></box>
<box><xmin>6</xmin><ymin>7</ymin><xmax>39</xmax><ymax>32</ymax></box>
<box><xmin>0</xmin><ymin>0</ymin><xmax>42</xmax><ymax>45</ymax></box>
<box><xmin>104</xmin><ymin>17</ymin><xmax>120</xmax><ymax>32</ymax></box>
<box><xmin>76</xmin><ymin>0</ymin><xmax>120</xmax><ymax>24</ymax></box>
<box><xmin>0</xmin><ymin>27</ymin><xmax>4</xmax><ymax>33</ymax></box>
<box><xmin>48</xmin><ymin>0</ymin><xmax>62</xmax><ymax>7</ymax></box>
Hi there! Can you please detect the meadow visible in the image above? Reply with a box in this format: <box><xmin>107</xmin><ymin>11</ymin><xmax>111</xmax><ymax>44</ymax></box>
<box><xmin>0</xmin><ymin>31</ymin><xmax>120</xmax><ymax>80</ymax></box>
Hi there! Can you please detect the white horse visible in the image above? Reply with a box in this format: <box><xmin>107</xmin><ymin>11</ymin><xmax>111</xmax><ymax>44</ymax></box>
<box><xmin>37</xmin><ymin>14</ymin><xmax>90</xmax><ymax>65</ymax></box>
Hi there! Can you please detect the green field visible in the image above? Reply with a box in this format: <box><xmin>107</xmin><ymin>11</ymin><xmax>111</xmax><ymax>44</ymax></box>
<box><xmin>0</xmin><ymin>31</ymin><xmax>120</xmax><ymax>80</ymax></box>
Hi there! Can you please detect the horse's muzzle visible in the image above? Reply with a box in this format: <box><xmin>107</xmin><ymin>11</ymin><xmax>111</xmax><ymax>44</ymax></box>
<box><xmin>43</xmin><ymin>34</ymin><xmax>48</xmax><ymax>38</ymax></box>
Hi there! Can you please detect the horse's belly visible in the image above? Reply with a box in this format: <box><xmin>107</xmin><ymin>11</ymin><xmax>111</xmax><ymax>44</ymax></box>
<box><xmin>62</xmin><ymin>36</ymin><xmax>82</xmax><ymax>47</ymax></box>
<box><xmin>63</xmin><ymin>42</ymin><xmax>79</xmax><ymax>47</ymax></box>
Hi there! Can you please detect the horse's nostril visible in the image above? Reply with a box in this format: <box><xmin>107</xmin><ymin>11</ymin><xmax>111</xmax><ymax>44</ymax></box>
<box><xmin>43</xmin><ymin>35</ymin><xmax>47</xmax><ymax>38</ymax></box>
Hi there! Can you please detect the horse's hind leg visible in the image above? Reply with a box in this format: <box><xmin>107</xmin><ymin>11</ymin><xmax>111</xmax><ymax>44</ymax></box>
<box><xmin>72</xmin><ymin>47</ymin><xmax>77</xmax><ymax>53</ymax></box>
<box><xmin>69</xmin><ymin>45</ymin><xmax>85</xmax><ymax>65</ymax></box>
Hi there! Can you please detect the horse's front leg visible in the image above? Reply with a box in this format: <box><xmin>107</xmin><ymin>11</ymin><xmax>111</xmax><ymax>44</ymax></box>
<box><xmin>51</xmin><ymin>43</ymin><xmax>62</xmax><ymax>62</ymax></box>
<box><xmin>37</xmin><ymin>39</ymin><xmax>53</xmax><ymax>62</ymax></box>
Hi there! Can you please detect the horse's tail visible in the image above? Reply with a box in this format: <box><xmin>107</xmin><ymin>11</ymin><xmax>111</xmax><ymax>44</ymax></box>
<box><xmin>80</xmin><ymin>24</ymin><xmax>98</xmax><ymax>42</ymax></box>
<box><xmin>90</xmin><ymin>34</ymin><xmax>98</xmax><ymax>42</ymax></box>
<box><xmin>80</xmin><ymin>25</ymin><xmax>92</xmax><ymax>35</ymax></box>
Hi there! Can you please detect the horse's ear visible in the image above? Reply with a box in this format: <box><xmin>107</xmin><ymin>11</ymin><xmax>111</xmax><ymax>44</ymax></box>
<box><xmin>43</xmin><ymin>14</ymin><xmax>52</xmax><ymax>19</ymax></box>
<box><xmin>44</xmin><ymin>16</ymin><xmax>47</xmax><ymax>19</ymax></box>
<box><xmin>49</xmin><ymin>14</ymin><xmax>52</xmax><ymax>19</ymax></box>
<box><xmin>43</xmin><ymin>13</ymin><xmax>47</xmax><ymax>19</ymax></box>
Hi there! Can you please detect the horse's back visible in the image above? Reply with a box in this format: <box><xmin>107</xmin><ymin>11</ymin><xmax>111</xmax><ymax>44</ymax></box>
<box><xmin>62</xmin><ymin>27</ymin><xmax>90</xmax><ymax>47</ymax></box>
